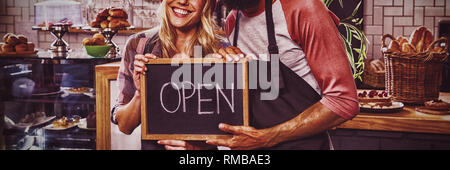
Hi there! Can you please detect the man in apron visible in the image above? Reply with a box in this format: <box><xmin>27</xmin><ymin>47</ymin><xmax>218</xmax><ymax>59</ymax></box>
<box><xmin>159</xmin><ymin>0</ymin><xmax>360</xmax><ymax>150</ymax></box>
<box><xmin>217</xmin><ymin>0</ymin><xmax>359</xmax><ymax>150</ymax></box>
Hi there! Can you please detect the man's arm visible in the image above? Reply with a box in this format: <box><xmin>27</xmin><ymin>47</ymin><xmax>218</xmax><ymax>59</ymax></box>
<box><xmin>206</xmin><ymin>102</ymin><xmax>345</xmax><ymax>150</ymax></box>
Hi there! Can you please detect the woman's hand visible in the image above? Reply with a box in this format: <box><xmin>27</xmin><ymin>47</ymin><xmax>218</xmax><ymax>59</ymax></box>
<box><xmin>133</xmin><ymin>53</ymin><xmax>158</xmax><ymax>91</ymax></box>
<box><xmin>157</xmin><ymin>140</ymin><xmax>217</xmax><ymax>150</ymax></box>
<box><xmin>213</xmin><ymin>46</ymin><xmax>252</xmax><ymax>62</ymax></box>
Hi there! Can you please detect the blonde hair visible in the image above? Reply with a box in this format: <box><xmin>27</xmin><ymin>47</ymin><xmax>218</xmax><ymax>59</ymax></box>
<box><xmin>158</xmin><ymin>0</ymin><xmax>220</xmax><ymax>58</ymax></box>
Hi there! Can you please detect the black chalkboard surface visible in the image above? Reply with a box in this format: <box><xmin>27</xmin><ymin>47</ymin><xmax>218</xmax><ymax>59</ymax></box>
<box><xmin>141</xmin><ymin>58</ymin><xmax>249</xmax><ymax>140</ymax></box>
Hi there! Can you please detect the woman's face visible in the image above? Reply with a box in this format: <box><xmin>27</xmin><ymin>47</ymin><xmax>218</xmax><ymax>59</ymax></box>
<box><xmin>166</xmin><ymin>0</ymin><xmax>206</xmax><ymax>30</ymax></box>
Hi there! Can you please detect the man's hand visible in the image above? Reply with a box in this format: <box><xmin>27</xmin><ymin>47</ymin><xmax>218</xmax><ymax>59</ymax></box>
<box><xmin>206</xmin><ymin>123</ymin><xmax>276</xmax><ymax>150</ymax></box>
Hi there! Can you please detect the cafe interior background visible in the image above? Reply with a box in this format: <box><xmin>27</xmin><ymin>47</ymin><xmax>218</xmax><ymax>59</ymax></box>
<box><xmin>0</xmin><ymin>0</ymin><xmax>450</xmax><ymax>150</ymax></box>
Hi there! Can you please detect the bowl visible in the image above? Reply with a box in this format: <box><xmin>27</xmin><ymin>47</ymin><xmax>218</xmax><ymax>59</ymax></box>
<box><xmin>84</xmin><ymin>45</ymin><xmax>111</xmax><ymax>58</ymax></box>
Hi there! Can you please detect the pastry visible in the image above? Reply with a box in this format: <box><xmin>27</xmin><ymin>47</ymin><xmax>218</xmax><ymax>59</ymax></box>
<box><xmin>90</xmin><ymin>21</ymin><xmax>101</xmax><ymax>28</ymax></box>
<box><xmin>5</xmin><ymin>34</ymin><xmax>20</xmax><ymax>46</ymax></box>
<box><xmin>82</xmin><ymin>38</ymin><xmax>97</xmax><ymax>46</ymax></box>
<box><xmin>358</xmin><ymin>90</ymin><xmax>393</xmax><ymax>109</ymax></box>
<box><xmin>109</xmin><ymin>8</ymin><xmax>128</xmax><ymax>18</ymax></box>
<box><xmin>15</xmin><ymin>43</ymin><xmax>28</xmax><ymax>52</ymax></box>
<box><xmin>425</xmin><ymin>99</ymin><xmax>450</xmax><ymax>110</ymax></box>
<box><xmin>17</xmin><ymin>35</ymin><xmax>28</xmax><ymax>44</ymax></box>
<box><xmin>409</xmin><ymin>26</ymin><xmax>434</xmax><ymax>53</ymax></box>
<box><xmin>100</xmin><ymin>20</ymin><xmax>109</xmax><ymax>29</ymax></box>
<box><xmin>26</xmin><ymin>42</ymin><xmax>35</xmax><ymax>52</ymax></box>
<box><xmin>3</xmin><ymin>33</ymin><xmax>14</xmax><ymax>42</ymax></box>
<box><xmin>397</xmin><ymin>36</ymin><xmax>409</xmax><ymax>46</ymax></box>
<box><xmin>98</xmin><ymin>8</ymin><xmax>110</xmax><ymax>18</ymax></box>
<box><xmin>1</xmin><ymin>43</ymin><xmax>15</xmax><ymax>52</ymax></box>
<box><xmin>402</xmin><ymin>43</ymin><xmax>417</xmax><ymax>54</ymax></box>
<box><xmin>109</xmin><ymin>19</ymin><xmax>130</xmax><ymax>29</ymax></box>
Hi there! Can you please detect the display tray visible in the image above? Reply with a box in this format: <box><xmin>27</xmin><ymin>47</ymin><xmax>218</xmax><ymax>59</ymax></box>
<box><xmin>44</xmin><ymin>122</ymin><xmax>78</xmax><ymax>131</ymax></box>
<box><xmin>359</xmin><ymin>102</ymin><xmax>405</xmax><ymax>113</ymax></box>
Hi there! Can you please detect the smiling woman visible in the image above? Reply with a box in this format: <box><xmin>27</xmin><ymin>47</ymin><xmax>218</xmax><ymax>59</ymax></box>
<box><xmin>159</xmin><ymin>0</ymin><xmax>219</xmax><ymax>58</ymax></box>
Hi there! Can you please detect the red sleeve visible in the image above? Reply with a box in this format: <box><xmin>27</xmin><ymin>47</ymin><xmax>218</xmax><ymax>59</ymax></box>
<box><xmin>280</xmin><ymin>0</ymin><xmax>359</xmax><ymax>119</ymax></box>
<box><xmin>225</xmin><ymin>10</ymin><xmax>238</xmax><ymax>38</ymax></box>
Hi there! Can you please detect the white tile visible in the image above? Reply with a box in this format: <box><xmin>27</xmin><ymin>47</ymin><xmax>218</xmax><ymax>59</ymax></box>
<box><xmin>414</xmin><ymin>7</ymin><xmax>424</xmax><ymax>26</ymax></box>
<box><xmin>425</xmin><ymin>7</ymin><xmax>445</xmax><ymax>16</ymax></box>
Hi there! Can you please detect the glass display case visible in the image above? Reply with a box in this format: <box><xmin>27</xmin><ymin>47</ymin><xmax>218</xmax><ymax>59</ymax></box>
<box><xmin>0</xmin><ymin>51</ymin><xmax>119</xmax><ymax>150</ymax></box>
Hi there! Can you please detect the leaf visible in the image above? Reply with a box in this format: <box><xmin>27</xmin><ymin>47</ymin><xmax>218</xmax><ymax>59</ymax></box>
<box><xmin>351</xmin><ymin>1</ymin><xmax>362</xmax><ymax>17</ymax></box>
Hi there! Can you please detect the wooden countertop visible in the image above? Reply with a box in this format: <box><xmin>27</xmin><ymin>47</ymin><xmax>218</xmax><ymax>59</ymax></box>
<box><xmin>338</xmin><ymin>92</ymin><xmax>450</xmax><ymax>134</ymax></box>
<box><xmin>95</xmin><ymin>62</ymin><xmax>450</xmax><ymax>135</ymax></box>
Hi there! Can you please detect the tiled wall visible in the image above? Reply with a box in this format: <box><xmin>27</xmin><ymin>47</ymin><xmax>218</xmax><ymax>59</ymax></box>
<box><xmin>364</xmin><ymin>0</ymin><xmax>450</xmax><ymax>59</ymax></box>
<box><xmin>0</xmin><ymin>0</ymin><xmax>160</xmax><ymax>53</ymax></box>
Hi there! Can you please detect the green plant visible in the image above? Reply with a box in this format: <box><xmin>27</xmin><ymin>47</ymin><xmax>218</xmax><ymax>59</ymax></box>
<box><xmin>323</xmin><ymin>0</ymin><xmax>369</xmax><ymax>81</ymax></box>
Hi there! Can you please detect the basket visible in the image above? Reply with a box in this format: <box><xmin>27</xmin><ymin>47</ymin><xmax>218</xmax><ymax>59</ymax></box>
<box><xmin>381</xmin><ymin>34</ymin><xmax>448</xmax><ymax>104</ymax></box>
<box><xmin>363</xmin><ymin>59</ymin><xmax>385</xmax><ymax>89</ymax></box>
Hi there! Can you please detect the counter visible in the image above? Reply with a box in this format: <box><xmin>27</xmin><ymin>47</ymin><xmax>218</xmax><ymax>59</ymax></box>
<box><xmin>337</xmin><ymin>93</ymin><xmax>450</xmax><ymax>135</ymax></box>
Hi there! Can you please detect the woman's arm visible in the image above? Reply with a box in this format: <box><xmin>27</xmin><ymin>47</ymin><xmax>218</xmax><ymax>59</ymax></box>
<box><xmin>115</xmin><ymin>53</ymin><xmax>157</xmax><ymax>135</ymax></box>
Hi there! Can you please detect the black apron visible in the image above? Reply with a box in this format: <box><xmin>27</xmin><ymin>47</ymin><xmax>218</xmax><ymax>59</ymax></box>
<box><xmin>232</xmin><ymin>0</ymin><xmax>328</xmax><ymax>150</ymax></box>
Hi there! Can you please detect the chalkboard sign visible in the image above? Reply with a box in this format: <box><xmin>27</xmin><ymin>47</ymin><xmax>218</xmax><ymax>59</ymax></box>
<box><xmin>141</xmin><ymin>58</ymin><xmax>249</xmax><ymax>140</ymax></box>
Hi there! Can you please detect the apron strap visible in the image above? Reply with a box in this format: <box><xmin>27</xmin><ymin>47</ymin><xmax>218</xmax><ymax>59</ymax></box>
<box><xmin>265</xmin><ymin>0</ymin><xmax>279</xmax><ymax>54</ymax></box>
<box><xmin>233</xmin><ymin>0</ymin><xmax>279</xmax><ymax>55</ymax></box>
<box><xmin>233</xmin><ymin>8</ymin><xmax>240</xmax><ymax>47</ymax></box>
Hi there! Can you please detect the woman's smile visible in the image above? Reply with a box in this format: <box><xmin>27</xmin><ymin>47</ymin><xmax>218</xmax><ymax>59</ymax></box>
<box><xmin>172</xmin><ymin>7</ymin><xmax>192</xmax><ymax>17</ymax></box>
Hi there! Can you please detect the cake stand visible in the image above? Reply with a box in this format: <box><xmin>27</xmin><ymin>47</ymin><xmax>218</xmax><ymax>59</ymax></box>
<box><xmin>83</xmin><ymin>26</ymin><xmax>135</xmax><ymax>59</ymax></box>
<box><xmin>32</xmin><ymin>24</ymin><xmax>83</xmax><ymax>58</ymax></box>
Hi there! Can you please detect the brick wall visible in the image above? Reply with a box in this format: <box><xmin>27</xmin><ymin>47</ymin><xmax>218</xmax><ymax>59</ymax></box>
<box><xmin>364</xmin><ymin>0</ymin><xmax>450</xmax><ymax>60</ymax></box>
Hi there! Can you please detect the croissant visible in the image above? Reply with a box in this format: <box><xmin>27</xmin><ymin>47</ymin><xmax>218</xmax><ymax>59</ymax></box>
<box><xmin>109</xmin><ymin>19</ymin><xmax>130</xmax><ymax>29</ymax></box>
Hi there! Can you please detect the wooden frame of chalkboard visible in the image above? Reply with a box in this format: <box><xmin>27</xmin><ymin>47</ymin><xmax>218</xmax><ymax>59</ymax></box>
<box><xmin>141</xmin><ymin>58</ymin><xmax>249</xmax><ymax>141</ymax></box>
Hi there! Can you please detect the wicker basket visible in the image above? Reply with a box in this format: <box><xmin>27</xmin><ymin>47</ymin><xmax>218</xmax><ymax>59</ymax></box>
<box><xmin>363</xmin><ymin>59</ymin><xmax>385</xmax><ymax>89</ymax></box>
<box><xmin>381</xmin><ymin>34</ymin><xmax>448</xmax><ymax>104</ymax></box>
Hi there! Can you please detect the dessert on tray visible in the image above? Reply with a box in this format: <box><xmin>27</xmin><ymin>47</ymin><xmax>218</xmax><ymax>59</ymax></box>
<box><xmin>358</xmin><ymin>90</ymin><xmax>394</xmax><ymax>109</ymax></box>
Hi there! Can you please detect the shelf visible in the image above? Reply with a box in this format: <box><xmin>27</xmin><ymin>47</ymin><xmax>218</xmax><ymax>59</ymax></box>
<box><xmin>4</xmin><ymin>94</ymin><xmax>96</xmax><ymax>105</ymax></box>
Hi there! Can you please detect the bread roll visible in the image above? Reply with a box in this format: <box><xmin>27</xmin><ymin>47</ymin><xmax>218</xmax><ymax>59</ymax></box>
<box><xmin>15</xmin><ymin>43</ymin><xmax>28</xmax><ymax>52</ymax></box>
<box><xmin>409</xmin><ymin>27</ymin><xmax>434</xmax><ymax>53</ymax></box>
<box><xmin>2</xmin><ymin>43</ymin><xmax>15</xmax><ymax>52</ymax></box>
<box><xmin>402</xmin><ymin>43</ymin><xmax>417</xmax><ymax>54</ymax></box>
<box><xmin>388</xmin><ymin>40</ymin><xmax>401</xmax><ymax>53</ymax></box>
<box><xmin>26</xmin><ymin>42</ymin><xmax>35</xmax><ymax>52</ymax></box>
<box><xmin>0</xmin><ymin>43</ymin><xmax>4</xmax><ymax>53</ymax></box>
<box><xmin>397</xmin><ymin>36</ymin><xmax>409</xmax><ymax>46</ymax></box>
<box><xmin>6</xmin><ymin>35</ymin><xmax>20</xmax><ymax>46</ymax></box>
<box><xmin>93</xmin><ymin>33</ymin><xmax>105</xmax><ymax>41</ymax></box>
<box><xmin>3</xmin><ymin>33</ymin><xmax>14</xmax><ymax>43</ymax></box>
<box><xmin>17</xmin><ymin>35</ymin><xmax>28</xmax><ymax>44</ymax></box>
